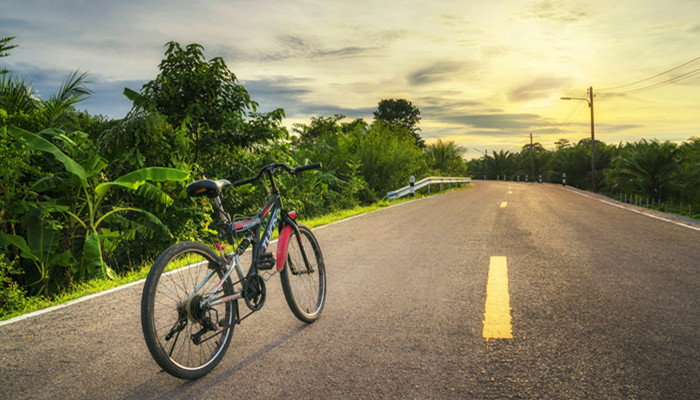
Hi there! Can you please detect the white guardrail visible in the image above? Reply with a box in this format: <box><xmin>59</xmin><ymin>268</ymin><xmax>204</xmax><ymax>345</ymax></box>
<box><xmin>387</xmin><ymin>176</ymin><xmax>472</xmax><ymax>200</ymax></box>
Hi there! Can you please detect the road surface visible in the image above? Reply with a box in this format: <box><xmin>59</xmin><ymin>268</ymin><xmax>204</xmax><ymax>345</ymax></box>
<box><xmin>1</xmin><ymin>181</ymin><xmax>699</xmax><ymax>399</ymax></box>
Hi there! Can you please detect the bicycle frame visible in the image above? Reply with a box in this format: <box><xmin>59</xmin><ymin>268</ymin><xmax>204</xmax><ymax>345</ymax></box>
<box><xmin>196</xmin><ymin>178</ymin><xmax>310</xmax><ymax>312</ymax></box>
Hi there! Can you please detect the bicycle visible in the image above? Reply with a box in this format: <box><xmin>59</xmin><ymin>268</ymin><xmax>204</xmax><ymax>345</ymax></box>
<box><xmin>140</xmin><ymin>162</ymin><xmax>326</xmax><ymax>379</ymax></box>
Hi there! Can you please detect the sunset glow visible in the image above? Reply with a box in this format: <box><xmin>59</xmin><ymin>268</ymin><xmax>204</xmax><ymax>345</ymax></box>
<box><xmin>2</xmin><ymin>0</ymin><xmax>698</xmax><ymax>158</ymax></box>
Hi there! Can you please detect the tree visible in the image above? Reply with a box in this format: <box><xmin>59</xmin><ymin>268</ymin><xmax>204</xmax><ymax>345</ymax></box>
<box><xmin>125</xmin><ymin>42</ymin><xmax>274</xmax><ymax>165</ymax></box>
<box><xmin>466</xmin><ymin>157</ymin><xmax>485</xmax><ymax>179</ymax></box>
<box><xmin>373</xmin><ymin>98</ymin><xmax>424</xmax><ymax>148</ymax></box>
<box><xmin>677</xmin><ymin>137</ymin><xmax>700</xmax><ymax>204</ymax></box>
<box><xmin>292</xmin><ymin>114</ymin><xmax>345</xmax><ymax>143</ymax></box>
<box><xmin>516</xmin><ymin>142</ymin><xmax>552</xmax><ymax>180</ymax></box>
<box><xmin>605</xmin><ymin>139</ymin><xmax>680</xmax><ymax>200</ymax></box>
<box><xmin>0</xmin><ymin>36</ymin><xmax>18</xmax><ymax>75</ymax></box>
<box><xmin>424</xmin><ymin>139</ymin><xmax>466</xmax><ymax>176</ymax></box>
<box><xmin>1</xmin><ymin>69</ymin><xmax>92</xmax><ymax>132</ymax></box>
<box><xmin>37</xmin><ymin>70</ymin><xmax>93</xmax><ymax>130</ymax></box>
<box><xmin>130</xmin><ymin>42</ymin><xmax>255</xmax><ymax>128</ymax></box>
<box><xmin>554</xmin><ymin>138</ymin><xmax>570</xmax><ymax>150</ymax></box>
<box><xmin>355</xmin><ymin>121</ymin><xmax>425</xmax><ymax>198</ymax></box>
<box><xmin>0</xmin><ymin>74</ymin><xmax>37</xmax><ymax>119</ymax></box>
<box><xmin>485</xmin><ymin>150</ymin><xmax>515</xmax><ymax>179</ymax></box>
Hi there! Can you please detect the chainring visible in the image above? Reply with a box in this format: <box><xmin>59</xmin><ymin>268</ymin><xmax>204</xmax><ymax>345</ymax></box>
<box><xmin>243</xmin><ymin>274</ymin><xmax>266</xmax><ymax>311</ymax></box>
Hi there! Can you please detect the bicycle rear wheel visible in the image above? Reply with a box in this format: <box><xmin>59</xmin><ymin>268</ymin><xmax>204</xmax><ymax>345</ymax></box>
<box><xmin>280</xmin><ymin>224</ymin><xmax>326</xmax><ymax>323</ymax></box>
<box><xmin>141</xmin><ymin>241</ymin><xmax>236</xmax><ymax>379</ymax></box>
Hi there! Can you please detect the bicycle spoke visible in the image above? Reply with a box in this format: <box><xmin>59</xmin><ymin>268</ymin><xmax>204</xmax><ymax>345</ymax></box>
<box><xmin>141</xmin><ymin>242</ymin><xmax>235</xmax><ymax>379</ymax></box>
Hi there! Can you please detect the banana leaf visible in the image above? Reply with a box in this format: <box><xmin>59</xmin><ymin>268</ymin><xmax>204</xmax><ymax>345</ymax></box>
<box><xmin>94</xmin><ymin>167</ymin><xmax>189</xmax><ymax>198</ymax></box>
<box><xmin>7</xmin><ymin>126</ymin><xmax>87</xmax><ymax>183</ymax></box>
<box><xmin>78</xmin><ymin>232</ymin><xmax>115</xmax><ymax>279</ymax></box>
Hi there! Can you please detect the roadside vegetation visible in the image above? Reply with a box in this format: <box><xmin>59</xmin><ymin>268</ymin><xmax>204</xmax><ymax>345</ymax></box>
<box><xmin>0</xmin><ymin>38</ymin><xmax>468</xmax><ymax>319</ymax></box>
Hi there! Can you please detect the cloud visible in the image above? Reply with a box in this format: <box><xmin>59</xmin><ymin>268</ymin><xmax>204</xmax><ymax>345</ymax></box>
<box><xmin>508</xmin><ymin>76</ymin><xmax>573</xmax><ymax>102</ymax></box>
<box><xmin>417</xmin><ymin>96</ymin><xmax>482</xmax><ymax>111</ymax></box>
<box><xmin>295</xmin><ymin>103</ymin><xmax>376</xmax><ymax>119</ymax></box>
<box><xmin>0</xmin><ymin>17</ymin><xmax>39</xmax><ymax>33</ymax></box>
<box><xmin>523</xmin><ymin>0</ymin><xmax>592</xmax><ymax>23</ymax></box>
<box><xmin>316</xmin><ymin>46</ymin><xmax>374</xmax><ymax>58</ymax></box>
<box><xmin>597</xmin><ymin>123</ymin><xmax>643</xmax><ymax>133</ymax></box>
<box><xmin>5</xmin><ymin>62</ymin><xmax>68</xmax><ymax>95</ymax></box>
<box><xmin>242</xmin><ymin>34</ymin><xmax>381</xmax><ymax>63</ymax></box>
<box><xmin>408</xmin><ymin>62</ymin><xmax>465</xmax><ymax>86</ymax></box>
<box><xmin>242</xmin><ymin>77</ymin><xmax>311</xmax><ymax>112</ymax></box>
<box><xmin>242</xmin><ymin>76</ymin><xmax>374</xmax><ymax>119</ymax></box>
<box><xmin>432</xmin><ymin>111</ymin><xmax>543</xmax><ymax>131</ymax></box>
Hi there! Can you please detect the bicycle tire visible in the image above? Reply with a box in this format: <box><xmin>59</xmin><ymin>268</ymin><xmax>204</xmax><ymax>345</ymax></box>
<box><xmin>280</xmin><ymin>224</ymin><xmax>326</xmax><ymax>323</ymax></box>
<box><xmin>141</xmin><ymin>241</ymin><xmax>236</xmax><ymax>379</ymax></box>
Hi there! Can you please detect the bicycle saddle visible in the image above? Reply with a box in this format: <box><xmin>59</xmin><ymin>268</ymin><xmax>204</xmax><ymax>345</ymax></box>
<box><xmin>186</xmin><ymin>179</ymin><xmax>231</xmax><ymax>198</ymax></box>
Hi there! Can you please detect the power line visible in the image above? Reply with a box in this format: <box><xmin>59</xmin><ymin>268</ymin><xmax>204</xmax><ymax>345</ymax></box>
<box><xmin>549</xmin><ymin>93</ymin><xmax>588</xmax><ymax>137</ymax></box>
<box><xmin>607</xmin><ymin>66</ymin><xmax>700</xmax><ymax>95</ymax></box>
<box><xmin>560</xmin><ymin>98</ymin><xmax>587</xmax><ymax>125</ymax></box>
<box><xmin>597</xmin><ymin>56</ymin><xmax>700</xmax><ymax>93</ymax></box>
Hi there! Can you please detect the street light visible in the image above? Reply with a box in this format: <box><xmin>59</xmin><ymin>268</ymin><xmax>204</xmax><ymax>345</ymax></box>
<box><xmin>561</xmin><ymin>86</ymin><xmax>596</xmax><ymax>192</ymax></box>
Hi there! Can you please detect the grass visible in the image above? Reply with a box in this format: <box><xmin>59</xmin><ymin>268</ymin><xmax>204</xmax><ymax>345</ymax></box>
<box><xmin>1</xmin><ymin>184</ymin><xmax>472</xmax><ymax>322</ymax></box>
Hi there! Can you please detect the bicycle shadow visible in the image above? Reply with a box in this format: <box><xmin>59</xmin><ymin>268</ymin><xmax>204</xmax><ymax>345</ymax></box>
<box><xmin>122</xmin><ymin>322</ymin><xmax>312</xmax><ymax>399</ymax></box>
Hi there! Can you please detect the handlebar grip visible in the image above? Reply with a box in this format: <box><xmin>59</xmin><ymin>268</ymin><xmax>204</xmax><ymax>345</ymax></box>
<box><xmin>294</xmin><ymin>163</ymin><xmax>322</xmax><ymax>173</ymax></box>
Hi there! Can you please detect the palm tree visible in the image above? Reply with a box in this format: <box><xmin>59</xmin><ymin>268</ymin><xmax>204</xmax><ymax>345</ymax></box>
<box><xmin>0</xmin><ymin>36</ymin><xmax>18</xmax><ymax>75</ymax></box>
<box><xmin>424</xmin><ymin>139</ymin><xmax>466</xmax><ymax>175</ymax></box>
<box><xmin>677</xmin><ymin>137</ymin><xmax>700</xmax><ymax>204</ymax></box>
<box><xmin>485</xmin><ymin>150</ymin><xmax>514</xmax><ymax>179</ymax></box>
<box><xmin>38</xmin><ymin>70</ymin><xmax>92</xmax><ymax>129</ymax></box>
<box><xmin>0</xmin><ymin>74</ymin><xmax>38</xmax><ymax>116</ymax></box>
<box><xmin>1</xmin><ymin>70</ymin><xmax>92</xmax><ymax>131</ymax></box>
<box><xmin>609</xmin><ymin>139</ymin><xmax>680</xmax><ymax>200</ymax></box>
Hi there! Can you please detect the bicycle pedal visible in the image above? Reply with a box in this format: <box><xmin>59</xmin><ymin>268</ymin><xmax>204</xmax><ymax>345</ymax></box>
<box><xmin>255</xmin><ymin>253</ymin><xmax>275</xmax><ymax>270</ymax></box>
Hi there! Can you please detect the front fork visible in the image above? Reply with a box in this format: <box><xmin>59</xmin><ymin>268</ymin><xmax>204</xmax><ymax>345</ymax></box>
<box><xmin>277</xmin><ymin>214</ymin><xmax>314</xmax><ymax>275</ymax></box>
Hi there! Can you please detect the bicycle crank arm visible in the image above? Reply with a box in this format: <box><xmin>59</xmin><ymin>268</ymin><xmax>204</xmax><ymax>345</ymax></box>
<box><xmin>292</xmin><ymin>267</ymin><xmax>315</xmax><ymax>275</ymax></box>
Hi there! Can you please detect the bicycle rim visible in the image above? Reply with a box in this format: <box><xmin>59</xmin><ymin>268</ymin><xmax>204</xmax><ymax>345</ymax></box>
<box><xmin>141</xmin><ymin>242</ymin><xmax>235</xmax><ymax>379</ymax></box>
<box><xmin>281</xmin><ymin>226</ymin><xmax>326</xmax><ymax>322</ymax></box>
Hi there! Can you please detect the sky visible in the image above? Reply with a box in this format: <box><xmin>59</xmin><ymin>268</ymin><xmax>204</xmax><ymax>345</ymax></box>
<box><xmin>2</xmin><ymin>0</ymin><xmax>699</xmax><ymax>159</ymax></box>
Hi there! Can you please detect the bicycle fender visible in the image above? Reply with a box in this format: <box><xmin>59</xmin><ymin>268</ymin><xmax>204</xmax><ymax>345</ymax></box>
<box><xmin>276</xmin><ymin>224</ymin><xmax>293</xmax><ymax>272</ymax></box>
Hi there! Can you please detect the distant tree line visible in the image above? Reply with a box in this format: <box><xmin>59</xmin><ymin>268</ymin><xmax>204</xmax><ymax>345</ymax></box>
<box><xmin>466</xmin><ymin>136</ymin><xmax>699</xmax><ymax>208</ymax></box>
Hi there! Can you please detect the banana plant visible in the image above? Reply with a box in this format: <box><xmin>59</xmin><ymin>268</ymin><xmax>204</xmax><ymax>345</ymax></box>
<box><xmin>7</xmin><ymin>126</ymin><xmax>189</xmax><ymax>280</ymax></box>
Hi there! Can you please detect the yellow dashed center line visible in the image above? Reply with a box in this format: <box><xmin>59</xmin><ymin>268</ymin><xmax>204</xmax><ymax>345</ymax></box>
<box><xmin>500</xmin><ymin>201</ymin><xmax>508</xmax><ymax>208</ymax></box>
<box><xmin>483</xmin><ymin>256</ymin><xmax>513</xmax><ymax>340</ymax></box>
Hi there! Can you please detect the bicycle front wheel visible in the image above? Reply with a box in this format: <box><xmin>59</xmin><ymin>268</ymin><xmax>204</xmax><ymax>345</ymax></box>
<box><xmin>280</xmin><ymin>224</ymin><xmax>326</xmax><ymax>323</ymax></box>
<box><xmin>141</xmin><ymin>241</ymin><xmax>236</xmax><ymax>379</ymax></box>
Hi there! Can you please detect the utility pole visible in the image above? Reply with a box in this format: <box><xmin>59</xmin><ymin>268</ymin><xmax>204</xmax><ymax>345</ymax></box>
<box><xmin>530</xmin><ymin>133</ymin><xmax>535</xmax><ymax>181</ymax></box>
<box><xmin>588</xmin><ymin>87</ymin><xmax>596</xmax><ymax>193</ymax></box>
<box><xmin>561</xmin><ymin>86</ymin><xmax>597</xmax><ymax>192</ymax></box>
<box><xmin>473</xmin><ymin>148</ymin><xmax>489</xmax><ymax>180</ymax></box>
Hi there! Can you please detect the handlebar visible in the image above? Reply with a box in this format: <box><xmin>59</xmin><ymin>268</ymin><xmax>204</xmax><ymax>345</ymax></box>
<box><xmin>232</xmin><ymin>162</ymin><xmax>322</xmax><ymax>187</ymax></box>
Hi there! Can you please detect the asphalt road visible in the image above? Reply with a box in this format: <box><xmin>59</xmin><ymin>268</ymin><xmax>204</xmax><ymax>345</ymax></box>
<box><xmin>1</xmin><ymin>181</ymin><xmax>699</xmax><ymax>399</ymax></box>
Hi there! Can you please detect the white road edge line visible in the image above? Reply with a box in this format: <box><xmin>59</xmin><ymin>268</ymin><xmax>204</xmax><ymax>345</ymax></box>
<box><xmin>564</xmin><ymin>187</ymin><xmax>700</xmax><ymax>232</ymax></box>
<box><xmin>0</xmin><ymin>192</ymin><xmax>445</xmax><ymax>327</ymax></box>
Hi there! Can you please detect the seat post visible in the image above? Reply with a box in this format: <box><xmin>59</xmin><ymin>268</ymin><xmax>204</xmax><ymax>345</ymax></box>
<box><xmin>211</xmin><ymin>195</ymin><xmax>229</xmax><ymax>222</ymax></box>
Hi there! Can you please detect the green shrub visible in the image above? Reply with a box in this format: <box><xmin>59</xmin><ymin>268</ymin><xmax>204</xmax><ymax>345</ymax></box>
<box><xmin>0</xmin><ymin>254</ymin><xmax>27</xmax><ymax>319</ymax></box>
